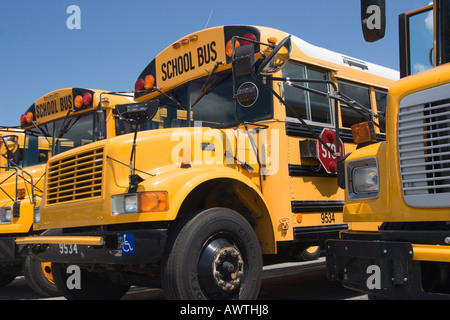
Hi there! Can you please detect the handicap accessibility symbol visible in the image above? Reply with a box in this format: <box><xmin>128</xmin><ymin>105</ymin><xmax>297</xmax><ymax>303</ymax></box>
<box><xmin>119</xmin><ymin>233</ymin><xmax>135</xmax><ymax>254</ymax></box>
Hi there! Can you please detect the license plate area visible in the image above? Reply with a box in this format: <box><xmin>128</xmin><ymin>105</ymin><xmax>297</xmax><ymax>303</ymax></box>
<box><xmin>58</xmin><ymin>243</ymin><xmax>79</xmax><ymax>255</ymax></box>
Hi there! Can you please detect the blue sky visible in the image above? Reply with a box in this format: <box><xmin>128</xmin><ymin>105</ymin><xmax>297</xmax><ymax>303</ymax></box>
<box><xmin>0</xmin><ymin>0</ymin><xmax>432</xmax><ymax>127</ymax></box>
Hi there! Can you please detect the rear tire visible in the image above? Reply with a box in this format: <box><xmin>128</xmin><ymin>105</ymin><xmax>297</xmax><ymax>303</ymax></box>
<box><xmin>162</xmin><ymin>208</ymin><xmax>262</xmax><ymax>300</ymax></box>
<box><xmin>23</xmin><ymin>256</ymin><xmax>59</xmax><ymax>297</ymax></box>
<box><xmin>298</xmin><ymin>246</ymin><xmax>321</xmax><ymax>261</ymax></box>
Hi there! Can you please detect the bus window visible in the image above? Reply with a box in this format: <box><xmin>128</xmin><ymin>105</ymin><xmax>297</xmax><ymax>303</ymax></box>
<box><xmin>308</xmin><ymin>68</ymin><xmax>333</xmax><ymax>124</ymax></box>
<box><xmin>375</xmin><ymin>89</ymin><xmax>388</xmax><ymax>128</ymax></box>
<box><xmin>338</xmin><ymin>81</ymin><xmax>372</xmax><ymax>128</ymax></box>
<box><xmin>283</xmin><ymin>62</ymin><xmax>333</xmax><ymax>125</ymax></box>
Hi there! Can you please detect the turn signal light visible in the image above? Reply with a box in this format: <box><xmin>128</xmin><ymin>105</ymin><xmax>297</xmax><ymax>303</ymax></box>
<box><xmin>144</xmin><ymin>75</ymin><xmax>155</xmax><ymax>90</ymax></box>
<box><xmin>139</xmin><ymin>192</ymin><xmax>169</xmax><ymax>213</ymax></box>
<box><xmin>26</xmin><ymin>112</ymin><xmax>34</xmax><ymax>123</ymax></box>
<box><xmin>267</xmin><ymin>37</ymin><xmax>277</xmax><ymax>45</ymax></box>
<box><xmin>17</xmin><ymin>188</ymin><xmax>25</xmax><ymax>199</ymax></box>
<box><xmin>226</xmin><ymin>39</ymin><xmax>240</xmax><ymax>57</ymax></box>
<box><xmin>351</xmin><ymin>122</ymin><xmax>376</xmax><ymax>145</ymax></box>
<box><xmin>226</xmin><ymin>33</ymin><xmax>257</xmax><ymax>57</ymax></box>
<box><xmin>74</xmin><ymin>95</ymin><xmax>84</xmax><ymax>109</ymax></box>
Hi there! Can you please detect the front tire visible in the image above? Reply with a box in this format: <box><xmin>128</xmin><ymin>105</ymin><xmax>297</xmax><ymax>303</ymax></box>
<box><xmin>163</xmin><ymin>208</ymin><xmax>262</xmax><ymax>300</ymax></box>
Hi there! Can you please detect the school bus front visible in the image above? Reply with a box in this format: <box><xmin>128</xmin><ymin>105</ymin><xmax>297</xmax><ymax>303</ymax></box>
<box><xmin>0</xmin><ymin>88</ymin><xmax>133</xmax><ymax>295</ymax></box>
<box><xmin>21</xmin><ymin>25</ymin><xmax>397</xmax><ymax>300</ymax></box>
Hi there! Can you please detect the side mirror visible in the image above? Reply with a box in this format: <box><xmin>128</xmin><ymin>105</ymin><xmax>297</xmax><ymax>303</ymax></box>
<box><xmin>257</xmin><ymin>35</ymin><xmax>291</xmax><ymax>75</ymax></box>
<box><xmin>116</xmin><ymin>100</ymin><xmax>159</xmax><ymax>125</ymax></box>
<box><xmin>361</xmin><ymin>0</ymin><xmax>386</xmax><ymax>42</ymax></box>
<box><xmin>1</xmin><ymin>135</ymin><xmax>19</xmax><ymax>156</ymax></box>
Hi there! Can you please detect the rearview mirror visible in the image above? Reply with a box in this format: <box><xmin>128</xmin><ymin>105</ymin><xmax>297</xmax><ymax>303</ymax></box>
<box><xmin>116</xmin><ymin>100</ymin><xmax>159</xmax><ymax>125</ymax></box>
<box><xmin>257</xmin><ymin>35</ymin><xmax>291</xmax><ymax>75</ymax></box>
<box><xmin>1</xmin><ymin>135</ymin><xmax>19</xmax><ymax>156</ymax></box>
<box><xmin>361</xmin><ymin>0</ymin><xmax>386</xmax><ymax>42</ymax></box>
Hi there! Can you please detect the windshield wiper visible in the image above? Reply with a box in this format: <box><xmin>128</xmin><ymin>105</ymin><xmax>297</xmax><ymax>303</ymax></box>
<box><xmin>26</xmin><ymin>122</ymin><xmax>52</xmax><ymax>147</ymax></box>
<box><xmin>152</xmin><ymin>87</ymin><xmax>186</xmax><ymax>111</ymax></box>
<box><xmin>191</xmin><ymin>61</ymin><xmax>224</xmax><ymax>109</ymax></box>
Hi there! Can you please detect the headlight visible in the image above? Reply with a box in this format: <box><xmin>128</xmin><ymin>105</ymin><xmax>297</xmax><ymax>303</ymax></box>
<box><xmin>124</xmin><ymin>194</ymin><xmax>138</xmax><ymax>213</ymax></box>
<box><xmin>112</xmin><ymin>194</ymin><xmax>138</xmax><ymax>215</ymax></box>
<box><xmin>112</xmin><ymin>192</ymin><xmax>168</xmax><ymax>215</ymax></box>
<box><xmin>0</xmin><ymin>207</ymin><xmax>12</xmax><ymax>224</ymax></box>
<box><xmin>347</xmin><ymin>157</ymin><xmax>379</xmax><ymax>200</ymax></box>
<box><xmin>353</xmin><ymin>166</ymin><xmax>379</xmax><ymax>194</ymax></box>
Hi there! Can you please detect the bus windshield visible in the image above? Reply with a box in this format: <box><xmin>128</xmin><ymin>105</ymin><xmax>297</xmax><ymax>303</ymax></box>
<box><xmin>118</xmin><ymin>72</ymin><xmax>272</xmax><ymax>134</ymax></box>
<box><xmin>24</xmin><ymin>112</ymin><xmax>103</xmax><ymax>167</ymax></box>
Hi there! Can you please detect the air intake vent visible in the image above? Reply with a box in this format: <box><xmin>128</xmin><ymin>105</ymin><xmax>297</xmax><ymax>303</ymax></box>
<box><xmin>46</xmin><ymin>148</ymin><xmax>103</xmax><ymax>204</ymax></box>
<box><xmin>398</xmin><ymin>84</ymin><xmax>450</xmax><ymax>208</ymax></box>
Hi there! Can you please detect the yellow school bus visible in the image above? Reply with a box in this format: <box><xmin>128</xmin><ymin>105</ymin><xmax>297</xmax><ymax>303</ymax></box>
<box><xmin>20</xmin><ymin>25</ymin><xmax>397</xmax><ymax>300</ymax></box>
<box><xmin>327</xmin><ymin>0</ymin><xmax>450</xmax><ymax>299</ymax></box>
<box><xmin>0</xmin><ymin>88</ymin><xmax>133</xmax><ymax>295</ymax></box>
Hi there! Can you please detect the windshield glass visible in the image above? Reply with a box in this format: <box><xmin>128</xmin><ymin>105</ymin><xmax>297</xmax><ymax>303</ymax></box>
<box><xmin>408</xmin><ymin>7</ymin><xmax>434</xmax><ymax>75</ymax></box>
<box><xmin>117</xmin><ymin>72</ymin><xmax>273</xmax><ymax>134</ymax></box>
<box><xmin>24</xmin><ymin>112</ymin><xmax>101</xmax><ymax>167</ymax></box>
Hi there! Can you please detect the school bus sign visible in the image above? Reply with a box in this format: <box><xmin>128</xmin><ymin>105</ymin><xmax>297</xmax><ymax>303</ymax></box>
<box><xmin>26</xmin><ymin>88</ymin><xmax>96</xmax><ymax>126</ymax></box>
<box><xmin>317</xmin><ymin>128</ymin><xmax>344</xmax><ymax>174</ymax></box>
<box><xmin>157</xmin><ymin>28</ymin><xmax>226</xmax><ymax>90</ymax></box>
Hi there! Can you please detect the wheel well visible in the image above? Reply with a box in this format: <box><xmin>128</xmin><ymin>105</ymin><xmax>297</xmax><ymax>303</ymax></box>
<box><xmin>175</xmin><ymin>178</ymin><xmax>276</xmax><ymax>254</ymax></box>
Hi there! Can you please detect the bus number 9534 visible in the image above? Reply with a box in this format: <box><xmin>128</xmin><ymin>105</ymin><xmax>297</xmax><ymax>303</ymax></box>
<box><xmin>321</xmin><ymin>213</ymin><xmax>335</xmax><ymax>224</ymax></box>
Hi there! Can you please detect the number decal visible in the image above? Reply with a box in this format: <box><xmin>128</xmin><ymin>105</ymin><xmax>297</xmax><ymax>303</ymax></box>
<box><xmin>59</xmin><ymin>243</ymin><xmax>78</xmax><ymax>255</ymax></box>
<box><xmin>321</xmin><ymin>212</ymin><xmax>335</xmax><ymax>224</ymax></box>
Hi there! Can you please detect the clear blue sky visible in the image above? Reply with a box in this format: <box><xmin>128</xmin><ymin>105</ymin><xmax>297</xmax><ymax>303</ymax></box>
<box><xmin>0</xmin><ymin>0</ymin><xmax>431</xmax><ymax>127</ymax></box>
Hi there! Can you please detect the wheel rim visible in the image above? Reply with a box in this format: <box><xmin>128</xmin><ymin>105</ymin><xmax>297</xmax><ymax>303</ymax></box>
<box><xmin>197</xmin><ymin>237</ymin><xmax>245</xmax><ymax>299</ymax></box>
<box><xmin>306</xmin><ymin>246</ymin><xmax>320</xmax><ymax>254</ymax></box>
<box><xmin>41</xmin><ymin>262</ymin><xmax>55</xmax><ymax>285</ymax></box>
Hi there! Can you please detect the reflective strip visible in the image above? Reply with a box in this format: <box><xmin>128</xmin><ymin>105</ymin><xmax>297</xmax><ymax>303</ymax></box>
<box><xmin>16</xmin><ymin>236</ymin><xmax>104</xmax><ymax>246</ymax></box>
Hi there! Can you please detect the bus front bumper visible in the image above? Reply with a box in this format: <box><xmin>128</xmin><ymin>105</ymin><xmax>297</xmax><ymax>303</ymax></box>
<box><xmin>326</xmin><ymin>230</ymin><xmax>450</xmax><ymax>300</ymax></box>
<box><xmin>0</xmin><ymin>237</ymin><xmax>27</xmax><ymax>264</ymax></box>
<box><xmin>17</xmin><ymin>229</ymin><xmax>168</xmax><ymax>266</ymax></box>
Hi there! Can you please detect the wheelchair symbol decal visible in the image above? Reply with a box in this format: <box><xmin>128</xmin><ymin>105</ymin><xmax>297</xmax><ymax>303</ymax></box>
<box><xmin>120</xmin><ymin>233</ymin><xmax>135</xmax><ymax>254</ymax></box>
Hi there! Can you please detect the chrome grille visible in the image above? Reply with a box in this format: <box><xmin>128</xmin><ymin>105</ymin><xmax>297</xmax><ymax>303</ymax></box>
<box><xmin>398</xmin><ymin>84</ymin><xmax>450</xmax><ymax>208</ymax></box>
<box><xmin>46</xmin><ymin>148</ymin><xmax>103</xmax><ymax>204</ymax></box>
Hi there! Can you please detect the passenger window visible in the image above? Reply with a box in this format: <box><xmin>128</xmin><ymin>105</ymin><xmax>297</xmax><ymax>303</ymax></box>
<box><xmin>283</xmin><ymin>62</ymin><xmax>332</xmax><ymax>125</ymax></box>
<box><xmin>308</xmin><ymin>68</ymin><xmax>332</xmax><ymax>124</ymax></box>
<box><xmin>375</xmin><ymin>89</ymin><xmax>387</xmax><ymax>129</ymax></box>
<box><xmin>338</xmin><ymin>81</ymin><xmax>372</xmax><ymax>128</ymax></box>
